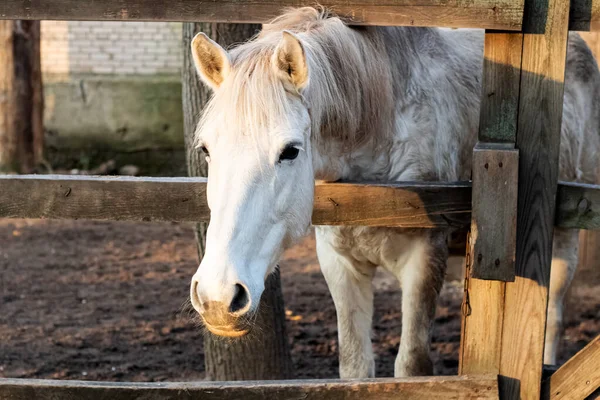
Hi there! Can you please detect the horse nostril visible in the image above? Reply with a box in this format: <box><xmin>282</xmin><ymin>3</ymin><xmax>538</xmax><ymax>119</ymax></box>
<box><xmin>190</xmin><ymin>280</ymin><xmax>203</xmax><ymax>312</ymax></box>
<box><xmin>229</xmin><ymin>283</ymin><xmax>250</xmax><ymax>314</ymax></box>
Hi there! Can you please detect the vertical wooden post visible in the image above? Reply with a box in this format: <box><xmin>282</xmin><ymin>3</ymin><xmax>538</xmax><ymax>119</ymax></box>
<box><xmin>13</xmin><ymin>20</ymin><xmax>44</xmax><ymax>173</ymax></box>
<box><xmin>460</xmin><ymin>31</ymin><xmax>523</xmax><ymax>374</ymax></box>
<box><xmin>0</xmin><ymin>21</ymin><xmax>18</xmax><ymax>172</ymax></box>
<box><xmin>469</xmin><ymin>31</ymin><xmax>522</xmax><ymax>282</ymax></box>
<box><xmin>0</xmin><ymin>20</ymin><xmax>44</xmax><ymax>173</ymax></box>
<box><xmin>499</xmin><ymin>0</ymin><xmax>571</xmax><ymax>394</ymax></box>
<box><xmin>462</xmin><ymin>0</ymin><xmax>571</xmax><ymax>396</ymax></box>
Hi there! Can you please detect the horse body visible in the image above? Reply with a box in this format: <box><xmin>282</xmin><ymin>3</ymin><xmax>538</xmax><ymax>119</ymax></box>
<box><xmin>189</xmin><ymin>7</ymin><xmax>600</xmax><ymax>377</ymax></box>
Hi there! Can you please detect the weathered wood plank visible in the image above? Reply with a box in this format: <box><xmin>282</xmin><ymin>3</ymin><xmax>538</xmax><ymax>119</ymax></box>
<box><xmin>459</xmin><ymin>275</ymin><xmax>506</xmax><ymax>375</ymax></box>
<box><xmin>0</xmin><ymin>375</ymin><xmax>499</xmax><ymax>400</ymax></box>
<box><xmin>0</xmin><ymin>175</ymin><xmax>210</xmax><ymax>222</ymax></box>
<box><xmin>469</xmin><ymin>147</ymin><xmax>519</xmax><ymax>281</ymax></box>
<box><xmin>555</xmin><ymin>181</ymin><xmax>600</xmax><ymax>230</ymax></box>
<box><xmin>542</xmin><ymin>335</ymin><xmax>600</xmax><ymax>400</ymax></box>
<box><xmin>478</xmin><ymin>33</ymin><xmax>524</xmax><ymax>144</ymax></box>
<box><xmin>2</xmin><ymin>175</ymin><xmax>600</xmax><ymax>229</ymax></box>
<box><xmin>0</xmin><ymin>175</ymin><xmax>472</xmax><ymax>228</ymax></box>
<box><xmin>460</xmin><ymin>32</ymin><xmax>522</xmax><ymax>376</ymax></box>
<box><xmin>499</xmin><ymin>0</ymin><xmax>572</xmax><ymax>394</ymax></box>
<box><xmin>312</xmin><ymin>180</ymin><xmax>471</xmax><ymax>228</ymax></box>
<box><xmin>0</xmin><ymin>21</ymin><xmax>17</xmax><ymax>173</ymax></box>
<box><xmin>1</xmin><ymin>0</ymin><xmax>596</xmax><ymax>32</ymax></box>
<box><xmin>569</xmin><ymin>0</ymin><xmax>600</xmax><ymax>31</ymax></box>
<box><xmin>0</xmin><ymin>0</ymin><xmax>525</xmax><ymax>30</ymax></box>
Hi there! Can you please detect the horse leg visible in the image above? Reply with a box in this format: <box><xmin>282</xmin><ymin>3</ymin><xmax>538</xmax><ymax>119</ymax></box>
<box><xmin>316</xmin><ymin>228</ymin><xmax>376</xmax><ymax>379</ymax></box>
<box><xmin>394</xmin><ymin>231</ymin><xmax>447</xmax><ymax>377</ymax></box>
<box><xmin>544</xmin><ymin>228</ymin><xmax>579</xmax><ymax>365</ymax></box>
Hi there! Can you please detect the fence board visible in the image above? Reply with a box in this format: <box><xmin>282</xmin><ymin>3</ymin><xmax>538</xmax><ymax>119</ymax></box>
<box><xmin>460</xmin><ymin>31</ymin><xmax>522</xmax><ymax>377</ymax></box>
<box><xmin>498</xmin><ymin>0</ymin><xmax>571</xmax><ymax>394</ymax></box>
<box><xmin>0</xmin><ymin>175</ymin><xmax>210</xmax><ymax>222</ymax></box>
<box><xmin>469</xmin><ymin>147</ymin><xmax>519</xmax><ymax>281</ymax></box>
<box><xmin>555</xmin><ymin>181</ymin><xmax>600</xmax><ymax>230</ymax></box>
<box><xmin>542</xmin><ymin>335</ymin><xmax>600</xmax><ymax>400</ymax></box>
<box><xmin>312</xmin><ymin>180</ymin><xmax>471</xmax><ymax>228</ymax></box>
<box><xmin>3</xmin><ymin>0</ymin><xmax>598</xmax><ymax>32</ymax></box>
<box><xmin>570</xmin><ymin>0</ymin><xmax>600</xmax><ymax>31</ymax></box>
<box><xmin>477</xmin><ymin>33</ymin><xmax>524</xmax><ymax>145</ymax></box>
<box><xmin>0</xmin><ymin>175</ymin><xmax>472</xmax><ymax>228</ymax></box>
<box><xmin>0</xmin><ymin>375</ymin><xmax>499</xmax><ymax>400</ymax></box>
<box><xmin>1</xmin><ymin>175</ymin><xmax>600</xmax><ymax>229</ymax></box>
<box><xmin>0</xmin><ymin>0</ymin><xmax>525</xmax><ymax>30</ymax></box>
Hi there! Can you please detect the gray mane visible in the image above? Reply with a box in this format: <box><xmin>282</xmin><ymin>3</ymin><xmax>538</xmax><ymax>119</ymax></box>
<box><xmin>199</xmin><ymin>7</ymin><xmax>599</xmax><ymax>184</ymax></box>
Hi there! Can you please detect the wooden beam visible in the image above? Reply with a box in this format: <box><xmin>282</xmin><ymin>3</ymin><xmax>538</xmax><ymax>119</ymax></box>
<box><xmin>469</xmin><ymin>146</ymin><xmax>519</xmax><ymax>281</ymax></box>
<box><xmin>499</xmin><ymin>0</ymin><xmax>571</xmax><ymax>395</ymax></box>
<box><xmin>542</xmin><ymin>335</ymin><xmax>600</xmax><ymax>400</ymax></box>
<box><xmin>0</xmin><ymin>375</ymin><xmax>499</xmax><ymax>400</ymax></box>
<box><xmin>0</xmin><ymin>175</ymin><xmax>210</xmax><ymax>223</ymax></box>
<box><xmin>0</xmin><ymin>175</ymin><xmax>472</xmax><ymax>228</ymax></box>
<box><xmin>569</xmin><ymin>0</ymin><xmax>600</xmax><ymax>31</ymax></box>
<box><xmin>2</xmin><ymin>175</ymin><xmax>600</xmax><ymax>230</ymax></box>
<box><xmin>460</xmin><ymin>31</ymin><xmax>522</xmax><ymax>377</ymax></box>
<box><xmin>312</xmin><ymin>180</ymin><xmax>471</xmax><ymax>228</ymax></box>
<box><xmin>555</xmin><ymin>181</ymin><xmax>600</xmax><ymax>230</ymax></box>
<box><xmin>0</xmin><ymin>21</ymin><xmax>17</xmax><ymax>173</ymax></box>
<box><xmin>459</xmin><ymin>272</ymin><xmax>507</xmax><ymax>375</ymax></box>
<box><xmin>2</xmin><ymin>0</ymin><xmax>596</xmax><ymax>32</ymax></box>
<box><xmin>0</xmin><ymin>0</ymin><xmax>525</xmax><ymax>30</ymax></box>
<box><xmin>467</xmin><ymin>31</ymin><xmax>522</xmax><ymax>281</ymax></box>
<box><xmin>477</xmin><ymin>32</ymin><xmax>524</xmax><ymax>145</ymax></box>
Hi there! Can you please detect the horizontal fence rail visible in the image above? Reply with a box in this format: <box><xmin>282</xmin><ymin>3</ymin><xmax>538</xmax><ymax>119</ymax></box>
<box><xmin>0</xmin><ymin>375</ymin><xmax>499</xmax><ymax>400</ymax></box>
<box><xmin>0</xmin><ymin>0</ymin><xmax>526</xmax><ymax>30</ymax></box>
<box><xmin>0</xmin><ymin>175</ymin><xmax>471</xmax><ymax>228</ymax></box>
<box><xmin>0</xmin><ymin>175</ymin><xmax>598</xmax><ymax>230</ymax></box>
<box><xmin>2</xmin><ymin>0</ymin><xmax>599</xmax><ymax>31</ymax></box>
<box><xmin>555</xmin><ymin>181</ymin><xmax>600</xmax><ymax>230</ymax></box>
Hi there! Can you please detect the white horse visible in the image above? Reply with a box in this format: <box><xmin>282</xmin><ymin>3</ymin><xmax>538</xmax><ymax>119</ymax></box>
<box><xmin>188</xmin><ymin>7</ymin><xmax>600</xmax><ymax>377</ymax></box>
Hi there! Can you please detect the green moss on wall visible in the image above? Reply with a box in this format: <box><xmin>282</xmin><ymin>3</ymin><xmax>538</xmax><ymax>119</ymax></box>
<box><xmin>44</xmin><ymin>74</ymin><xmax>186</xmax><ymax>175</ymax></box>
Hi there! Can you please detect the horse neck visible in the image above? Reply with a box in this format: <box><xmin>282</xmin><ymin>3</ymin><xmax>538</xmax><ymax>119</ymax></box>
<box><xmin>303</xmin><ymin>26</ymin><xmax>424</xmax><ymax>181</ymax></box>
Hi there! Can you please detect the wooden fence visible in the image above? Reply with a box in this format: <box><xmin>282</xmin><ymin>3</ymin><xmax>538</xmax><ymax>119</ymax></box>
<box><xmin>1</xmin><ymin>0</ymin><xmax>600</xmax><ymax>399</ymax></box>
<box><xmin>0</xmin><ymin>175</ymin><xmax>598</xmax><ymax>230</ymax></box>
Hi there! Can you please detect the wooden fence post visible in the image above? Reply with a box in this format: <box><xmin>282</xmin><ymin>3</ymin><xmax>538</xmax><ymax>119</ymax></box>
<box><xmin>460</xmin><ymin>31</ymin><xmax>523</xmax><ymax>375</ymax></box>
<box><xmin>499</xmin><ymin>0</ymin><xmax>571</xmax><ymax>396</ymax></box>
<box><xmin>462</xmin><ymin>0</ymin><xmax>571</xmax><ymax>396</ymax></box>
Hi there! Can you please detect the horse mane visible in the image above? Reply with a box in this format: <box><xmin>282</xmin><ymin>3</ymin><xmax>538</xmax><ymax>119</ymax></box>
<box><xmin>196</xmin><ymin>7</ymin><xmax>395</xmax><ymax>153</ymax></box>
<box><xmin>260</xmin><ymin>7</ymin><xmax>333</xmax><ymax>35</ymax></box>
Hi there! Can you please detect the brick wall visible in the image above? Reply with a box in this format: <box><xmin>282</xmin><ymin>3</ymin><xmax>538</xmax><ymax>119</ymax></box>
<box><xmin>41</xmin><ymin>21</ymin><xmax>182</xmax><ymax>76</ymax></box>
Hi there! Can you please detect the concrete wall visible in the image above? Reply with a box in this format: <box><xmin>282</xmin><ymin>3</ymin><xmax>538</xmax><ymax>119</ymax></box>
<box><xmin>40</xmin><ymin>21</ymin><xmax>185</xmax><ymax>175</ymax></box>
<box><xmin>44</xmin><ymin>75</ymin><xmax>185</xmax><ymax>175</ymax></box>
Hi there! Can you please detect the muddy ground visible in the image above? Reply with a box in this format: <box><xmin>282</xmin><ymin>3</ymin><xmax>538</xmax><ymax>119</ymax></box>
<box><xmin>1</xmin><ymin>219</ymin><xmax>598</xmax><ymax>381</ymax></box>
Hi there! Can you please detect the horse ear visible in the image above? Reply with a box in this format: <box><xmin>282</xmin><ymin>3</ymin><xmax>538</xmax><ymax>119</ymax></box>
<box><xmin>191</xmin><ymin>32</ymin><xmax>231</xmax><ymax>90</ymax></box>
<box><xmin>272</xmin><ymin>30</ymin><xmax>309</xmax><ymax>90</ymax></box>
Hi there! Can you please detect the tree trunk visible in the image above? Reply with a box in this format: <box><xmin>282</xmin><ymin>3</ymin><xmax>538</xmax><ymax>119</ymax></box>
<box><xmin>182</xmin><ymin>22</ymin><xmax>294</xmax><ymax>381</ymax></box>
<box><xmin>0</xmin><ymin>20</ymin><xmax>44</xmax><ymax>173</ymax></box>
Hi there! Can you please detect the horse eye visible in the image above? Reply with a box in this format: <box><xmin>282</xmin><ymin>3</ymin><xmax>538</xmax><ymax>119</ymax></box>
<box><xmin>278</xmin><ymin>145</ymin><xmax>300</xmax><ymax>162</ymax></box>
<box><xmin>200</xmin><ymin>145</ymin><xmax>209</xmax><ymax>157</ymax></box>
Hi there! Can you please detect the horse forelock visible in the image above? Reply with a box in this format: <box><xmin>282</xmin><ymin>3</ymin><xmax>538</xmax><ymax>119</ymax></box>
<box><xmin>195</xmin><ymin>6</ymin><xmax>395</xmax><ymax>153</ymax></box>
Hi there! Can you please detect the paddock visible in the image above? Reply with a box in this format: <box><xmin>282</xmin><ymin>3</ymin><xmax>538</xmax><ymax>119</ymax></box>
<box><xmin>1</xmin><ymin>0</ymin><xmax>600</xmax><ymax>399</ymax></box>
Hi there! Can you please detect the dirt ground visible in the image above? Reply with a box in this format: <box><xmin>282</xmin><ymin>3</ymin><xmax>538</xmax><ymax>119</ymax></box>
<box><xmin>0</xmin><ymin>219</ymin><xmax>598</xmax><ymax>381</ymax></box>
